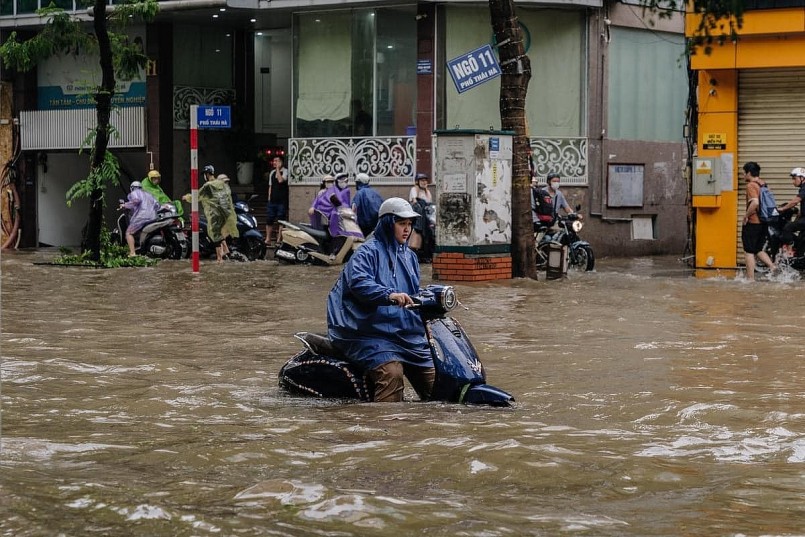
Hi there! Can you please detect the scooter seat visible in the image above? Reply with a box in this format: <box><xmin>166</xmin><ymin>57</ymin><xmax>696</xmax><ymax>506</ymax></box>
<box><xmin>296</xmin><ymin>224</ymin><xmax>328</xmax><ymax>243</ymax></box>
<box><xmin>294</xmin><ymin>332</ymin><xmax>346</xmax><ymax>359</ymax></box>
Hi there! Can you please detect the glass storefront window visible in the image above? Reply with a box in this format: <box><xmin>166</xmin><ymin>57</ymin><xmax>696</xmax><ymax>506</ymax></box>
<box><xmin>445</xmin><ymin>6</ymin><xmax>585</xmax><ymax>137</ymax></box>
<box><xmin>375</xmin><ymin>6</ymin><xmax>416</xmax><ymax>136</ymax></box>
<box><xmin>293</xmin><ymin>7</ymin><xmax>416</xmax><ymax>137</ymax></box>
<box><xmin>16</xmin><ymin>0</ymin><xmax>39</xmax><ymax>14</ymax></box>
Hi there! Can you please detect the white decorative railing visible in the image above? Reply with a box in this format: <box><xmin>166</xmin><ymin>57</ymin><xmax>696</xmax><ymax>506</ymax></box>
<box><xmin>530</xmin><ymin>136</ymin><xmax>588</xmax><ymax>185</ymax></box>
<box><xmin>289</xmin><ymin>136</ymin><xmax>416</xmax><ymax>185</ymax></box>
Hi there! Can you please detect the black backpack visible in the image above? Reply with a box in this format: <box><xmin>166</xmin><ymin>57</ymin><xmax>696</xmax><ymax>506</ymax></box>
<box><xmin>532</xmin><ymin>186</ymin><xmax>555</xmax><ymax>223</ymax></box>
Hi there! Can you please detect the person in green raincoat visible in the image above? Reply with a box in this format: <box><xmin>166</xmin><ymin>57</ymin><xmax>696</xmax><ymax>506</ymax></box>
<box><xmin>184</xmin><ymin>167</ymin><xmax>239</xmax><ymax>262</ymax></box>
<box><xmin>142</xmin><ymin>169</ymin><xmax>184</xmax><ymax>223</ymax></box>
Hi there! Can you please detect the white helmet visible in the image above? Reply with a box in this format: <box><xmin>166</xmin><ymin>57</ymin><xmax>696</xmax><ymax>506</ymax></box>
<box><xmin>790</xmin><ymin>167</ymin><xmax>805</xmax><ymax>178</ymax></box>
<box><xmin>356</xmin><ymin>172</ymin><xmax>370</xmax><ymax>185</ymax></box>
<box><xmin>130</xmin><ymin>181</ymin><xmax>142</xmax><ymax>190</ymax></box>
<box><xmin>378</xmin><ymin>197</ymin><xmax>419</xmax><ymax>219</ymax></box>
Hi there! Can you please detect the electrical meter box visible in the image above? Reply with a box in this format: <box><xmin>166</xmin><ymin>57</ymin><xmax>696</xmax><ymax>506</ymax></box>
<box><xmin>693</xmin><ymin>157</ymin><xmax>721</xmax><ymax>196</ymax></box>
<box><xmin>433</xmin><ymin>130</ymin><xmax>513</xmax><ymax>251</ymax></box>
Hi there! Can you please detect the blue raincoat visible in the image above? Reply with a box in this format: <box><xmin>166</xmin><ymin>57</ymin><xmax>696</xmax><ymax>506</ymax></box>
<box><xmin>352</xmin><ymin>183</ymin><xmax>383</xmax><ymax>236</ymax></box>
<box><xmin>327</xmin><ymin>214</ymin><xmax>432</xmax><ymax>371</ymax></box>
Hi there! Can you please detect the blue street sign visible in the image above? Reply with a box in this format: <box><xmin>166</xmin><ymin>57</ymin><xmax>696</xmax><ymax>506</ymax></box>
<box><xmin>446</xmin><ymin>44</ymin><xmax>501</xmax><ymax>94</ymax></box>
<box><xmin>197</xmin><ymin>105</ymin><xmax>232</xmax><ymax>129</ymax></box>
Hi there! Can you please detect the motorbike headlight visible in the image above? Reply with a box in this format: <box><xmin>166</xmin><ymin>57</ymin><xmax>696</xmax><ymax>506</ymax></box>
<box><xmin>439</xmin><ymin>286</ymin><xmax>458</xmax><ymax>312</ymax></box>
<box><xmin>572</xmin><ymin>220</ymin><xmax>583</xmax><ymax>232</ymax></box>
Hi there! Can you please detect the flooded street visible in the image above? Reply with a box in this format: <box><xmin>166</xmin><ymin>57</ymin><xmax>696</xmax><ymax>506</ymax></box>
<box><xmin>2</xmin><ymin>251</ymin><xmax>805</xmax><ymax>536</ymax></box>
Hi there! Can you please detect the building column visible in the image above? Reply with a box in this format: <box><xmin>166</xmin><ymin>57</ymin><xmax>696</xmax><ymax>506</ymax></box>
<box><xmin>694</xmin><ymin>69</ymin><xmax>739</xmax><ymax>270</ymax></box>
<box><xmin>416</xmin><ymin>3</ymin><xmax>437</xmax><ymax>177</ymax></box>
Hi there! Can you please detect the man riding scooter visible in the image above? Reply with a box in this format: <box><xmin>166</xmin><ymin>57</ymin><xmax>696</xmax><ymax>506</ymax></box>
<box><xmin>142</xmin><ymin>169</ymin><xmax>184</xmax><ymax>224</ymax></box>
<box><xmin>327</xmin><ymin>197</ymin><xmax>433</xmax><ymax>402</ymax></box>
<box><xmin>776</xmin><ymin>167</ymin><xmax>805</xmax><ymax>259</ymax></box>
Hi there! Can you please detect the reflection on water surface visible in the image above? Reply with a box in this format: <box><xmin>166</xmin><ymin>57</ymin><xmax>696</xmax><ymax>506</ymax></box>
<box><xmin>2</xmin><ymin>251</ymin><xmax>804</xmax><ymax>536</ymax></box>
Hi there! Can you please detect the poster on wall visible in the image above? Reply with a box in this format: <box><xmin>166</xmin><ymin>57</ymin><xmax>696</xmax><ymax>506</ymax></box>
<box><xmin>37</xmin><ymin>27</ymin><xmax>146</xmax><ymax>110</ymax></box>
<box><xmin>473</xmin><ymin>134</ymin><xmax>512</xmax><ymax>244</ymax></box>
<box><xmin>607</xmin><ymin>164</ymin><xmax>644</xmax><ymax>207</ymax></box>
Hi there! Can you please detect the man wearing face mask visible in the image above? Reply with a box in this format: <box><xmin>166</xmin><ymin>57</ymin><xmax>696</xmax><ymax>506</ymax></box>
<box><xmin>546</xmin><ymin>173</ymin><xmax>575</xmax><ymax>223</ymax></box>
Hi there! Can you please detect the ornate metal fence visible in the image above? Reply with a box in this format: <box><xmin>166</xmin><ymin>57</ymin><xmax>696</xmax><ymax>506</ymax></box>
<box><xmin>530</xmin><ymin>137</ymin><xmax>588</xmax><ymax>185</ymax></box>
<box><xmin>287</xmin><ymin>135</ymin><xmax>586</xmax><ymax>185</ymax></box>
<box><xmin>288</xmin><ymin>136</ymin><xmax>416</xmax><ymax>185</ymax></box>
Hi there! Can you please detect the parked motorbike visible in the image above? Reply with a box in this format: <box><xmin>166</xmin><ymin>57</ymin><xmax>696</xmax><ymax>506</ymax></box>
<box><xmin>410</xmin><ymin>199</ymin><xmax>436</xmax><ymax>262</ymax></box>
<box><xmin>278</xmin><ymin>284</ymin><xmax>514</xmax><ymax>406</ymax></box>
<box><xmin>233</xmin><ymin>194</ymin><xmax>267</xmax><ymax>260</ymax></box>
<box><xmin>763</xmin><ymin>206</ymin><xmax>805</xmax><ymax>270</ymax></box>
<box><xmin>111</xmin><ymin>202</ymin><xmax>188</xmax><ymax>259</ymax></box>
<box><xmin>274</xmin><ymin>207</ymin><xmax>365</xmax><ymax>265</ymax></box>
<box><xmin>190</xmin><ymin>195</ymin><xmax>265</xmax><ymax>261</ymax></box>
<box><xmin>534</xmin><ymin>209</ymin><xmax>595</xmax><ymax>272</ymax></box>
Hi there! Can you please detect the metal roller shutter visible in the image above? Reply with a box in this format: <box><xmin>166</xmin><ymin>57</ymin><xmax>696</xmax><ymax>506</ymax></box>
<box><xmin>737</xmin><ymin>69</ymin><xmax>805</xmax><ymax>262</ymax></box>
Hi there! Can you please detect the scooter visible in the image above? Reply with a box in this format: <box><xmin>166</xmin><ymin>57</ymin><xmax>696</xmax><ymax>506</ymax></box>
<box><xmin>232</xmin><ymin>194</ymin><xmax>266</xmax><ymax>261</ymax></box>
<box><xmin>274</xmin><ymin>207</ymin><xmax>365</xmax><ymax>265</ymax></box>
<box><xmin>410</xmin><ymin>199</ymin><xmax>436</xmax><ymax>263</ymax></box>
<box><xmin>189</xmin><ymin>195</ymin><xmax>264</xmax><ymax>261</ymax></box>
<box><xmin>278</xmin><ymin>284</ymin><xmax>515</xmax><ymax>406</ymax></box>
<box><xmin>534</xmin><ymin>208</ymin><xmax>595</xmax><ymax>272</ymax></box>
<box><xmin>111</xmin><ymin>203</ymin><xmax>189</xmax><ymax>260</ymax></box>
<box><xmin>763</xmin><ymin>207</ymin><xmax>805</xmax><ymax>270</ymax></box>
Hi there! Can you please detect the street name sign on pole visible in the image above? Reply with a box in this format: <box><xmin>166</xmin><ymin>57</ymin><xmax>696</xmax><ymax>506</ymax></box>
<box><xmin>446</xmin><ymin>44</ymin><xmax>501</xmax><ymax>94</ymax></box>
<box><xmin>189</xmin><ymin>104</ymin><xmax>231</xmax><ymax>273</ymax></box>
<box><xmin>197</xmin><ymin>105</ymin><xmax>232</xmax><ymax>129</ymax></box>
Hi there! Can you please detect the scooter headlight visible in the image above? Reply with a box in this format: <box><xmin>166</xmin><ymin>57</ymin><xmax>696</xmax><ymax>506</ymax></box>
<box><xmin>440</xmin><ymin>286</ymin><xmax>458</xmax><ymax>312</ymax></box>
<box><xmin>571</xmin><ymin>220</ymin><xmax>583</xmax><ymax>233</ymax></box>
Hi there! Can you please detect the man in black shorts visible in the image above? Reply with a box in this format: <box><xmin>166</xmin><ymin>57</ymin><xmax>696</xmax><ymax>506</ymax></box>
<box><xmin>741</xmin><ymin>161</ymin><xmax>777</xmax><ymax>280</ymax></box>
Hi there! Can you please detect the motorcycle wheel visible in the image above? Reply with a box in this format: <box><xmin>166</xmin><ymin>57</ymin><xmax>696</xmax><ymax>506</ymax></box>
<box><xmin>570</xmin><ymin>244</ymin><xmax>595</xmax><ymax>271</ymax></box>
<box><xmin>167</xmin><ymin>234</ymin><xmax>188</xmax><ymax>260</ymax></box>
<box><xmin>241</xmin><ymin>236</ymin><xmax>267</xmax><ymax>261</ymax></box>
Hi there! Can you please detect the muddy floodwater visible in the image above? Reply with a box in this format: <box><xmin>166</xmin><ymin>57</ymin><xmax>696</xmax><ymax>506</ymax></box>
<box><xmin>2</xmin><ymin>251</ymin><xmax>805</xmax><ymax>536</ymax></box>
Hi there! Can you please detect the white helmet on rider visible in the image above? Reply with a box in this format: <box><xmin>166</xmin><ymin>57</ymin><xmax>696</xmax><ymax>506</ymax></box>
<box><xmin>790</xmin><ymin>167</ymin><xmax>805</xmax><ymax>178</ymax></box>
<box><xmin>130</xmin><ymin>181</ymin><xmax>142</xmax><ymax>190</ymax></box>
<box><xmin>378</xmin><ymin>197</ymin><xmax>419</xmax><ymax>220</ymax></box>
<box><xmin>356</xmin><ymin>172</ymin><xmax>370</xmax><ymax>185</ymax></box>
<box><xmin>334</xmin><ymin>172</ymin><xmax>349</xmax><ymax>189</ymax></box>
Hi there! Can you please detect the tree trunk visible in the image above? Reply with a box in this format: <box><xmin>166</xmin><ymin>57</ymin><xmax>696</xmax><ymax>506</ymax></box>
<box><xmin>489</xmin><ymin>0</ymin><xmax>536</xmax><ymax>279</ymax></box>
<box><xmin>83</xmin><ymin>0</ymin><xmax>115</xmax><ymax>260</ymax></box>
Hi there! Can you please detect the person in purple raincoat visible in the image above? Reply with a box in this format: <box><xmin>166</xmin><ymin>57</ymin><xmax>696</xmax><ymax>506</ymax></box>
<box><xmin>312</xmin><ymin>172</ymin><xmax>353</xmax><ymax>236</ymax></box>
<box><xmin>119</xmin><ymin>181</ymin><xmax>158</xmax><ymax>256</ymax></box>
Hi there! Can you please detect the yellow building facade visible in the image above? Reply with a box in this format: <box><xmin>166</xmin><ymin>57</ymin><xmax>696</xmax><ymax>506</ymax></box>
<box><xmin>687</xmin><ymin>7</ymin><xmax>805</xmax><ymax>269</ymax></box>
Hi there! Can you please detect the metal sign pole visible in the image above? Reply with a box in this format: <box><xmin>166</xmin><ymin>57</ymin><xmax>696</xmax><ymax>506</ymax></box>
<box><xmin>189</xmin><ymin>104</ymin><xmax>200</xmax><ymax>273</ymax></box>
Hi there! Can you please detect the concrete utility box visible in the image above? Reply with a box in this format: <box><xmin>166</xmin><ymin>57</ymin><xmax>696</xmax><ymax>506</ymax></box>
<box><xmin>431</xmin><ymin>130</ymin><xmax>513</xmax><ymax>282</ymax></box>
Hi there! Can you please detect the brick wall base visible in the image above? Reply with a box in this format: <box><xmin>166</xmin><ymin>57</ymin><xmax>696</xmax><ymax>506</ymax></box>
<box><xmin>431</xmin><ymin>252</ymin><xmax>512</xmax><ymax>282</ymax></box>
